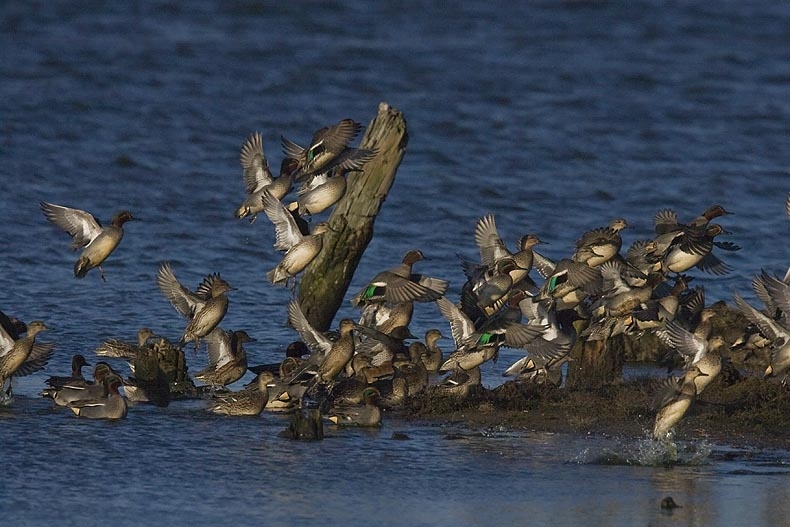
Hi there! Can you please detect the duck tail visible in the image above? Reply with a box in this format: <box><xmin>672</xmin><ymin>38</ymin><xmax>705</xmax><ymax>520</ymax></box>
<box><xmin>74</xmin><ymin>257</ymin><xmax>90</xmax><ymax>278</ymax></box>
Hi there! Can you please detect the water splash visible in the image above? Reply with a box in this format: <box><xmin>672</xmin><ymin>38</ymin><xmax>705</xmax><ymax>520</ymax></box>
<box><xmin>570</xmin><ymin>434</ymin><xmax>713</xmax><ymax>466</ymax></box>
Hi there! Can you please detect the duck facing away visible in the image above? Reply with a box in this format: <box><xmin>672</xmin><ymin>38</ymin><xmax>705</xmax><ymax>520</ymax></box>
<box><xmin>156</xmin><ymin>262</ymin><xmax>235</xmax><ymax>349</ymax></box>
<box><xmin>40</xmin><ymin>201</ymin><xmax>137</xmax><ymax>281</ymax></box>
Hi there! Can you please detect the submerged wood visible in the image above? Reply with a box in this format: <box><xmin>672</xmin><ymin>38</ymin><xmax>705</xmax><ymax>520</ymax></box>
<box><xmin>132</xmin><ymin>337</ymin><xmax>198</xmax><ymax>405</ymax></box>
<box><xmin>298</xmin><ymin>102</ymin><xmax>409</xmax><ymax>331</ymax></box>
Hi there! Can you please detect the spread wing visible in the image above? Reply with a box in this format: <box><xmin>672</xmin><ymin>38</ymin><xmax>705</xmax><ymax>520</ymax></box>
<box><xmin>287</xmin><ymin>300</ymin><xmax>332</xmax><ymax>356</ymax></box>
<box><xmin>14</xmin><ymin>342</ymin><xmax>56</xmax><ymax>377</ymax></box>
<box><xmin>205</xmin><ymin>327</ymin><xmax>233</xmax><ymax>368</ymax></box>
<box><xmin>40</xmin><ymin>201</ymin><xmax>102</xmax><ymax>250</ymax></box>
<box><xmin>262</xmin><ymin>190</ymin><xmax>304</xmax><ymax>251</ymax></box>
<box><xmin>156</xmin><ymin>262</ymin><xmax>205</xmax><ymax>318</ymax></box>
<box><xmin>240</xmin><ymin>132</ymin><xmax>274</xmax><ymax>194</ymax></box>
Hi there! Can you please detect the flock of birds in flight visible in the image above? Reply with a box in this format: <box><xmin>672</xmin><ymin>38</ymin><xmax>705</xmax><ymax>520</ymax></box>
<box><xmin>1</xmin><ymin>117</ymin><xmax>789</xmax><ymax>441</ymax></box>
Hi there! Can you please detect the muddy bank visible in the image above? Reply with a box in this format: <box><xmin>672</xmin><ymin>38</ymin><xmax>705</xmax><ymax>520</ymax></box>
<box><xmin>401</xmin><ymin>374</ymin><xmax>790</xmax><ymax>451</ymax></box>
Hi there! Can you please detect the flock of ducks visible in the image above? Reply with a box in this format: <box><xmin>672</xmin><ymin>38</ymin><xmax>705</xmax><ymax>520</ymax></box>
<box><xmin>1</xmin><ymin>116</ymin><xmax>788</xmax><ymax>443</ymax></box>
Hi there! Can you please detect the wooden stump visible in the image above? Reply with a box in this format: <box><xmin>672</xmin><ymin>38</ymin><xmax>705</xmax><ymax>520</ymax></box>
<box><xmin>297</xmin><ymin>102</ymin><xmax>409</xmax><ymax>331</ymax></box>
<box><xmin>565</xmin><ymin>320</ymin><xmax>625</xmax><ymax>389</ymax></box>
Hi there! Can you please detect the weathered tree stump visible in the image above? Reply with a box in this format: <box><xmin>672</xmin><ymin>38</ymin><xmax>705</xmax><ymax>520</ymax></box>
<box><xmin>132</xmin><ymin>337</ymin><xmax>198</xmax><ymax>405</ymax></box>
<box><xmin>281</xmin><ymin>408</ymin><xmax>324</xmax><ymax>440</ymax></box>
<box><xmin>297</xmin><ymin>102</ymin><xmax>409</xmax><ymax>331</ymax></box>
<box><xmin>565</xmin><ymin>320</ymin><xmax>625</xmax><ymax>389</ymax></box>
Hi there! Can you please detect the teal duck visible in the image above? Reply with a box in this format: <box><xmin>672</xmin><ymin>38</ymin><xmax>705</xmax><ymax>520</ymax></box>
<box><xmin>573</xmin><ymin>218</ymin><xmax>628</xmax><ymax>267</ymax></box>
<box><xmin>352</xmin><ymin>249</ymin><xmax>449</xmax><ymax>306</ymax></box>
<box><xmin>652</xmin><ymin>366</ymin><xmax>707</xmax><ymax>441</ymax></box>
<box><xmin>419</xmin><ymin>328</ymin><xmax>445</xmax><ymax>374</ymax></box>
<box><xmin>45</xmin><ymin>354</ymin><xmax>90</xmax><ymax>389</ymax></box>
<box><xmin>94</xmin><ymin>327</ymin><xmax>156</xmax><ymax>359</ymax></box>
<box><xmin>504</xmin><ymin>300</ymin><xmax>579</xmax><ymax>375</ymax></box>
<box><xmin>653</xmin><ymin>224</ymin><xmax>738</xmax><ymax>276</ymax></box>
<box><xmin>41</xmin><ymin>362</ymin><xmax>114</xmax><ymax>406</ymax></box>
<box><xmin>235</xmin><ymin>132</ymin><xmax>294</xmax><ymax>222</ymax></box>
<box><xmin>288</xmin><ymin>170</ymin><xmax>347</xmax><ymax>217</ymax></box>
<box><xmin>286</xmin><ymin>300</ymin><xmax>355</xmax><ymax>385</ymax></box>
<box><xmin>465</xmin><ymin>214</ymin><xmax>543</xmax><ymax>293</ymax></box>
<box><xmin>326</xmin><ymin>386</ymin><xmax>382</xmax><ymax>427</ymax></box>
<box><xmin>657</xmin><ymin>322</ymin><xmax>724</xmax><ymax>394</ymax></box>
<box><xmin>208</xmin><ymin>372</ymin><xmax>270</xmax><ymax>416</ymax></box>
<box><xmin>281</xmin><ymin>118</ymin><xmax>376</xmax><ymax>180</ymax></box>
<box><xmin>68</xmin><ymin>373</ymin><xmax>127</xmax><ymax>420</ymax></box>
<box><xmin>261</xmin><ymin>189</ymin><xmax>330</xmax><ymax>287</ymax></box>
<box><xmin>40</xmin><ymin>202</ymin><xmax>137</xmax><ymax>281</ymax></box>
<box><xmin>654</xmin><ymin>204</ymin><xmax>731</xmax><ymax>235</ymax></box>
<box><xmin>433</xmin><ymin>366</ymin><xmax>481</xmax><ymax>399</ymax></box>
<box><xmin>194</xmin><ymin>328</ymin><xmax>252</xmax><ymax>387</ymax></box>
<box><xmin>436</xmin><ymin>297</ymin><xmax>545</xmax><ymax>372</ymax></box>
<box><xmin>156</xmin><ymin>262</ymin><xmax>234</xmax><ymax>348</ymax></box>
<box><xmin>0</xmin><ymin>320</ymin><xmax>55</xmax><ymax>400</ymax></box>
<box><xmin>534</xmin><ymin>257</ymin><xmax>603</xmax><ymax>310</ymax></box>
<box><xmin>733</xmin><ymin>291</ymin><xmax>790</xmax><ymax>379</ymax></box>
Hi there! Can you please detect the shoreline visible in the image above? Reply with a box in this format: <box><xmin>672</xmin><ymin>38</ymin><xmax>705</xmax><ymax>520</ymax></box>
<box><xmin>399</xmin><ymin>375</ymin><xmax>790</xmax><ymax>451</ymax></box>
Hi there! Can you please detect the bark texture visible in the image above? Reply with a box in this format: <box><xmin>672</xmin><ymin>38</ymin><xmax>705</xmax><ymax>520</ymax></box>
<box><xmin>297</xmin><ymin>103</ymin><xmax>408</xmax><ymax>331</ymax></box>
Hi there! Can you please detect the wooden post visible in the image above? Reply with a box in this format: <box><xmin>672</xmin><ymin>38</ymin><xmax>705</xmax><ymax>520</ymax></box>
<box><xmin>297</xmin><ymin>103</ymin><xmax>408</xmax><ymax>331</ymax></box>
<box><xmin>565</xmin><ymin>321</ymin><xmax>625</xmax><ymax>389</ymax></box>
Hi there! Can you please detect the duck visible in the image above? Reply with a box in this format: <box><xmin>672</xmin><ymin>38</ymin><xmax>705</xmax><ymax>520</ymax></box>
<box><xmin>94</xmin><ymin>327</ymin><xmax>156</xmax><ymax>359</ymax></box>
<box><xmin>351</xmin><ymin>249</ymin><xmax>449</xmax><ymax>306</ymax></box>
<box><xmin>288</xmin><ymin>169</ymin><xmax>347</xmax><ymax>217</ymax></box>
<box><xmin>44</xmin><ymin>354</ymin><xmax>90</xmax><ymax>389</ymax></box>
<box><xmin>573</xmin><ymin>218</ymin><xmax>628</xmax><ymax>268</ymax></box>
<box><xmin>261</xmin><ymin>189</ymin><xmax>330</xmax><ymax>287</ymax></box>
<box><xmin>193</xmin><ymin>328</ymin><xmax>252</xmax><ymax>387</ymax></box>
<box><xmin>534</xmin><ymin>256</ymin><xmax>603</xmax><ymax>310</ymax></box>
<box><xmin>68</xmin><ymin>373</ymin><xmax>127</xmax><ymax>420</ymax></box>
<box><xmin>0</xmin><ymin>320</ymin><xmax>55</xmax><ymax>400</ymax></box>
<box><xmin>234</xmin><ymin>132</ymin><xmax>295</xmax><ymax>222</ymax></box>
<box><xmin>326</xmin><ymin>387</ymin><xmax>382</xmax><ymax>427</ymax></box>
<box><xmin>156</xmin><ymin>262</ymin><xmax>234</xmax><ymax>349</ymax></box>
<box><xmin>358</xmin><ymin>301</ymin><xmax>414</xmax><ymax>336</ymax></box>
<box><xmin>248</xmin><ymin>341</ymin><xmax>310</xmax><ymax>376</ymax></box>
<box><xmin>652</xmin><ymin>366</ymin><xmax>707</xmax><ymax>441</ymax></box>
<box><xmin>654</xmin><ymin>224</ymin><xmax>738</xmax><ymax>276</ymax></box>
<box><xmin>733</xmin><ymin>292</ymin><xmax>790</xmax><ymax>379</ymax></box>
<box><xmin>41</xmin><ymin>362</ymin><xmax>115</xmax><ymax>406</ymax></box>
<box><xmin>436</xmin><ymin>296</ymin><xmax>545</xmax><ymax>372</ymax></box>
<box><xmin>207</xmin><ymin>371</ymin><xmax>270</xmax><ymax>416</ymax></box>
<box><xmin>286</xmin><ymin>300</ymin><xmax>355</xmax><ymax>386</ymax></box>
<box><xmin>504</xmin><ymin>300</ymin><xmax>580</xmax><ymax>376</ymax></box>
<box><xmin>653</xmin><ymin>204</ymin><xmax>732</xmax><ymax>235</ymax></box>
<box><xmin>40</xmin><ymin>202</ymin><xmax>137</xmax><ymax>281</ymax></box>
<box><xmin>656</xmin><ymin>322</ymin><xmax>724</xmax><ymax>394</ymax></box>
<box><xmin>433</xmin><ymin>367</ymin><xmax>482</xmax><ymax>400</ymax></box>
<box><xmin>281</xmin><ymin>118</ymin><xmax>376</xmax><ymax>180</ymax></box>
<box><xmin>419</xmin><ymin>329</ymin><xmax>445</xmax><ymax>374</ymax></box>
<box><xmin>466</xmin><ymin>215</ymin><xmax>542</xmax><ymax>288</ymax></box>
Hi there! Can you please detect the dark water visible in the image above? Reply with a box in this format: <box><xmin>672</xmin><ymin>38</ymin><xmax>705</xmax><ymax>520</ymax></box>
<box><xmin>2</xmin><ymin>1</ymin><xmax>789</xmax><ymax>525</ymax></box>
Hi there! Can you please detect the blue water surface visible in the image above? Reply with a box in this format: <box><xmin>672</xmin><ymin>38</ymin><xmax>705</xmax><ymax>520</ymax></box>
<box><xmin>1</xmin><ymin>2</ymin><xmax>789</xmax><ymax>526</ymax></box>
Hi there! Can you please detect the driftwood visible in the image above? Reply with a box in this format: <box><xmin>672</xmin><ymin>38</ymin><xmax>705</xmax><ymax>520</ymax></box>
<box><xmin>297</xmin><ymin>103</ymin><xmax>409</xmax><ymax>331</ymax></box>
